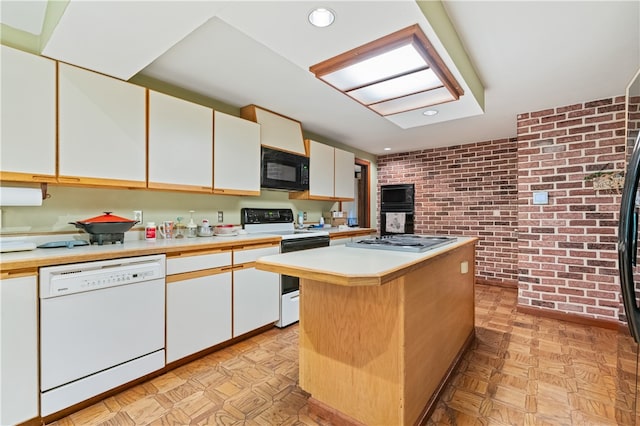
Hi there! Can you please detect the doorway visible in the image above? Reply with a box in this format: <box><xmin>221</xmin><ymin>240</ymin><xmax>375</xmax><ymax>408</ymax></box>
<box><xmin>355</xmin><ymin>158</ymin><xmax>370</xmax><ymax>228</ymax></box>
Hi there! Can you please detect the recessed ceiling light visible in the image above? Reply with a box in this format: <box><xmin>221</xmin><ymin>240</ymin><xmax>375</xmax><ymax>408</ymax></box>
<box><xmin>423</xmin><ymin>109</ymin><xmax>439</xmax><ymax>116</ymax></box>
<box><xmin>308</xmin><ymin>8</ymin><xmax>335</xmax><ymax>28</ymax></box>
<box><xmin>384</xmin><ymin>147</ymin><xmax>391</xmax><ymax>151</ymax></box>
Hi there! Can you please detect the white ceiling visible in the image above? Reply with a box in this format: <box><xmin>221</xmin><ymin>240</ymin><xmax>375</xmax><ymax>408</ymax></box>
<box><xmin>2</xmin><ymin>1</ymin><xmax>639</xmax><ymax>155</ymax></box>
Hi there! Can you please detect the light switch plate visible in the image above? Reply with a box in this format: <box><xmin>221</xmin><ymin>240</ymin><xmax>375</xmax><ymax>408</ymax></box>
<box><xmin>532</xmin><ymin>191</ymin><xmax>549</xmax><ymax>205</ymax></box>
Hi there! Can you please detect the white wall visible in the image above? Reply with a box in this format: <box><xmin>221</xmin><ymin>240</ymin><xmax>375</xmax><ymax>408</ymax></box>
<box><xmin>0</xmin><ymin>184</ymin><xmax>336</xmax><ymax>234</ymax></box>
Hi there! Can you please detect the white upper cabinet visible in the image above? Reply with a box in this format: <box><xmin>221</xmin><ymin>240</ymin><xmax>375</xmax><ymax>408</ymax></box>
<box><xmin>0</xmin><ymin>46</ymin><xmax>56</xmax><ymax>182</ymax></box>
<box><xmin>148</xmin><ymin>91</ymin><xmax>213</xmax><ymax>192</ymax></box>
<box><xmin>334</xmin><ymin>147</ymin><xmax>355</xmax><ymax>199</ymax></box>
<box><xmin>213</xmin><ymin>111</ymin><xmax>261</xmax><ymax>195</ymax></box>
<box><xmin>58</xmin><ymin>63</ymin><xmax>146</xmax><ymax>187</ymax></box>
<box><xmin>240</xmin><ymin>105</ymin><xmax>306</xmax><ymax>155</ymax></box>
<box><xmin>309</xmin><ymin>140</ymin><xmax>335</xmax><ymax>198</ymax></box>
<box><xmin>295</xmin><ymin>140</ymin><xmax>355</xmax><ymax>201</ymax></box>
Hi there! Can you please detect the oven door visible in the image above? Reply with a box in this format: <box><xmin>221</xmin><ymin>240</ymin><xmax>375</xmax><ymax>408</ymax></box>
<box><xmin>280</xmin><ymin>236</ymin><xmax>330</xmax><ymax>293</ymax></box>
<box><xmin>380</xmin><ymin>210</ymin><xmax>415</xmax><ymax>236</ymax></box>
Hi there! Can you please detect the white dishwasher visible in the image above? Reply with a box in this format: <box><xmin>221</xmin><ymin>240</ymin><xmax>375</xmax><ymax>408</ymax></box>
<box><xmin>39</xmin><ymin>254</ymin><xmax>166</xmax><ymax>417</ymax></box>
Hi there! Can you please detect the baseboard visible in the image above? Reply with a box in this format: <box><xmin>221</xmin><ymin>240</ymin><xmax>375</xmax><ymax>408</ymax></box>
<box><xmin>475</xmin><ymin>277</ymin><xmax>518</xmax><ymax>289</ymax></box>
<box><xmin>415</xmin><ymin>328</ymin><xmax>476</xmax><ymax>425</ymax></box>
<box><xmin>307</xmin><ymin>397</ymin><xmax>367</xmax><ymax>426</ymax></box>
<box><xmin>517</xmin><ymin>304</ymin><xmax>619</xmax><ymax>330</ymax></box>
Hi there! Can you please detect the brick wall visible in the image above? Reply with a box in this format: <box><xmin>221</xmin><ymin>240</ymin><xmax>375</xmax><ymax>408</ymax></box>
<box><xmin>517</xmin><ymin>97</ymin><xmax>627</xmax><ymax>321</ymax></box>
<box><xmin>377</xmin><ymin>139</ymin><xmax>519</xmax><ymax>286</ymax></box>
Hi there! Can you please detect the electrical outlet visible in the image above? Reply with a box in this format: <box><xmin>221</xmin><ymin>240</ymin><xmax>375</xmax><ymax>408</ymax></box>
<box><xmin>217</xmin><ymin>211</ymin><xmax>223</xmax><ymax>222</ymax></box>
<box><xmin>303</xmin><ymin>212</ymin><xmax>307</xmax><ymax>220</ymax></box>
<box><xmin>133</xmin><ymin>210</ymin><xmax>143</xmax><ymax>223</ymax></box>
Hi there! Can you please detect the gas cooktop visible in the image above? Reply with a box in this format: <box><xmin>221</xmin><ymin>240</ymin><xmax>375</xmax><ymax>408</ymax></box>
<box><xmin>346</xmin><ymin>235</ymin><xmax>457</xmax><ymax>253</ymax></box>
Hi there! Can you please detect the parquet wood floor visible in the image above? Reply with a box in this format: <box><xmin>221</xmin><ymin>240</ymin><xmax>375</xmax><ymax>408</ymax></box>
<box><xmin>49</xmin><ymin>284</ymin><xmax>632</xmax><ymax>425</ymax></box>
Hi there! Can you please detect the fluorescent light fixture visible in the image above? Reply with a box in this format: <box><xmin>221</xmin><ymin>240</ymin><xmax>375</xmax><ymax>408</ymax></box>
<box><xmin>384</xmin><ymin>147</ymin><xmax>391</xmax><ymax>151</ymax></box>
<box><xmin>308</xmin><ymin>8</ymin><xmax>335</xmax><ymax>28</ymax></box>
<box><xmin>310</xmin><ymin>25</ymin><xmax>463</xmax><ymax>116</ymax></box>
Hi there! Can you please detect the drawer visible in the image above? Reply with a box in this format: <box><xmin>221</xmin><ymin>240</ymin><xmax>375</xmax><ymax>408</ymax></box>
<box><xmin>167</xmin><ymin>251</ymin><xmax>231</xmax><ymax>275</ymax></box>
<box><xmin>233</xmin><ymin>246</ymin><xmax>279</xmax><ymax>264</ymax></box>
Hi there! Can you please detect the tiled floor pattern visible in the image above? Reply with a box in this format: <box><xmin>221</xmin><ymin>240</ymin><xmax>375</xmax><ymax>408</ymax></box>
<box><xmin>50</xmin><ymin>284</ymin><xmax>633</xmax><ymax>425</ymax></box>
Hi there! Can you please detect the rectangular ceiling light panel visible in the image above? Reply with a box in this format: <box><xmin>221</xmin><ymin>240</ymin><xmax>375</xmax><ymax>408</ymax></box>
<box><xmin>310</xmin><ymin>24</ymin><xmax>464</xmax><ymax>116</ymax></box>
<box><xmin>369</xmin><ymin>87</ymin><xmax>455</xmax><ymax>116</ymax></box>
<box><xmin>348</xmin><ymin>69</ymin><xmax>442</xmax><ymax>104</ymax></box>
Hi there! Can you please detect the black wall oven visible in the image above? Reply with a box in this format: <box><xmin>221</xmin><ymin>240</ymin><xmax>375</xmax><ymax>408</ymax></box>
<box><xmin>380</xmin><ymin>183</ymin><xmax>415</xmax><ymax>236</ymax></box>
<box><xmin>261</xmin><ymin>147</ymin><xmax>309</xmax><ymax>191</ymax></box>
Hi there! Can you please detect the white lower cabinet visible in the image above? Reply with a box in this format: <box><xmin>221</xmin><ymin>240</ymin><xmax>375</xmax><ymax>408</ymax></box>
<box><xmin>352</xmin><ymin>234</ymin><xmax>375</xmax><ymax>242</ymax></box>
<box><xmin>0</xmin><ymin>274</ymin><xmax>38</xmax><ymax>425</ymax></box>
<box><xmin>330</xmin><ymin>236</ymin><xmax>352</xmax><ymax>246</ymax></box>
<box><xmin>166</xmin><ymin>272</ymin><xmax>232</xmax><ymax>363</ymax></box>
<box><xmin>165</xmin><ymin>250</ymin><xmax>232</xmax><ymax>363</ymax></box>
<box><xmin>330</xmin><ymin>232</ymin><xmax>376</xmax><ymax>246</ymax></box>
<box><xmin>233</xmin><ymin>245</ymin><xmax>280</xmax><ymax>337</ymax></box>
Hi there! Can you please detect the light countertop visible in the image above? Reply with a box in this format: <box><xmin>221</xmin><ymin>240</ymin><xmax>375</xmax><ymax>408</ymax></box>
<box><xmin>255</xmin><ymin>236</ymin><xmax>478</xmax><ymax>287</ymax></box>
<box><xmin>0</xmin><ymin>234</ymin><xmax>279</xmax><ymax>272</ymax></box>
<box><xmin>0</xmin><ymin>227</ymin><xmax>377</xmax><ymax>272</ymax></box>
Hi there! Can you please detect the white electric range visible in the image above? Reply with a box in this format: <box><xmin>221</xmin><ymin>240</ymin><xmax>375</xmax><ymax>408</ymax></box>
<box><xmin>241</xmin><ymin>208</ymin><xmax>329</xmax><ymax>327</ymax></box>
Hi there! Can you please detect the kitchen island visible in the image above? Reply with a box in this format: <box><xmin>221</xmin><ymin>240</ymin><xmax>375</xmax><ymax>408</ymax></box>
<box><xmin>255</xmin><ymin>236</ymin><xmax>477</xmax><ymax>426</ymax></box>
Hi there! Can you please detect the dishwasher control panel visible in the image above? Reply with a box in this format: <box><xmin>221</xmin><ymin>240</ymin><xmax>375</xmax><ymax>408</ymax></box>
<box><xmin>39</xmin><ymin>254</ymin><xmax>166</xmax><ymax>298</ymax></box>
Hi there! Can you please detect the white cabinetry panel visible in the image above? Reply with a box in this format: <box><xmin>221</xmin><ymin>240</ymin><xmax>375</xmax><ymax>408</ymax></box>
<box><xmin>58</xmin><ymin>63</ymin><xmax>146</xmax><ymax>186</ymax></box>
<box><xmin>233</xmin><ymin>245</ymin><xmax>279</xmax><ymax>336</ymax></box>
<box><xmin>309</xmin><ymin>140</ymin><xmax>335</xmax><ymax>198</ymax></box>
<box><xmin>241</xmin><ymin>105</ymin><xmax>306</xmax><ymax>155</ymax></box>
<box><xmin>0</xmin><ymin>45</ymin><xmax>56</xmax><ymax>181</ymax></box>
<box><xmin>166</xmin><ymin>251</ymin><xmax>231</xmax><ymax>275</ymax></box>
<box><xmin>330</xmin><ymin>237</ymin><xmax>351</xmax><ymax>246</ymax></box>
<box><xmin>305</xmin><ymin>140</ymin><xmax>355</xmax><ymax>200</ymax></box>
<box><xmin>166</xmin><ymin>272</ymin><xmax>232</xmax><ymax>363</ymax></box>
<box><xmin>149</xmin><ymin>91</ymin><xmax>213</xmax><ymax>191</ymax></box>
<box><xmin>334</xmin><ymin>147</ymin><xmax>355</xmax><ymax>199</ymax></box>
<box><xmin>213</xmin><ymin>111</ymin><xmax>260</xmax><ymax>195</ymax></box>
<box><xmin>233</xmin><ymin>267</ymin><xmax>279</xmax><ymax>337</ymax></box>
<box><xmin>0</xmin><ymin>274</ymin><xmax>38</xmax><ymax>425</ymax></box>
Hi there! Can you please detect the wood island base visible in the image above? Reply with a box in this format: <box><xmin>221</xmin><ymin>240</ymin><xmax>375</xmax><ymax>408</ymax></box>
<box><xmin>298</xmin><ymin>243</ymin><xmax>476</xmax><ymax>425</ymax></box>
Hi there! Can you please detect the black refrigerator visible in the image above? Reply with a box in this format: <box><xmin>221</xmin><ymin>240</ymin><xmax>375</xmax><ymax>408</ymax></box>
<box><xmin>618</xmin><ymin>130</ymin><xmax>640</xmax><ymax>425</ymax></box>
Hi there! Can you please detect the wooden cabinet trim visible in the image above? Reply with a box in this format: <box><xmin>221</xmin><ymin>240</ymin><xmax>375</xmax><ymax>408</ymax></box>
<box><xmin>212</xmin><ymin>189</ymin><xmax>260</xmax><ymax>196</ymax></box>
<box><xmin>0</xmin><ymin>171</ymin><xmax>57</xmax><ymax>183</ymax></box>
<box><xmin>166</xmin><ymin>266</ymin><xmax>232</xmax><ymax>283</ymax></box>
<box><xmin>232</xmin><ymin>242</ymin><xmax>280</xmax><ymax>252</ymax></box>
<box><xmin>57</xmin><ymin>176</ymin><xmax>146</xmax><ymax>189</ymax></box>
<box><xmin>147</xmin><ymin>182</ymin><xmax>212</xmax><ymax>193</ymax></box>
<box><xmin>167</xmin><ymin>248</ymin><xmax>230</xmax><ymax>258</ymax></box>
<box><xmin>0</xmin><ymin>270</ymin><xmax>37</xmax><ymax>280</ymax></box>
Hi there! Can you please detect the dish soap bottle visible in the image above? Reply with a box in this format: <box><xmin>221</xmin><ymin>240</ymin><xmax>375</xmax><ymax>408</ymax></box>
<box><xmin>319</xmin><ymin>216</ymin><xmax>324</xmax><ymax>227</ymax></box>
<box><xmin>298</xmin><ymin>211</ymin><xmax>304</xmax><ymax>229</ymax></box>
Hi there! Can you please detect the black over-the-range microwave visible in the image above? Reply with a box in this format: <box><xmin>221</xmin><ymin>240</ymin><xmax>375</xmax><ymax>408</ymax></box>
<box><xmin>260</xmin><ymin>147</ymin><xmax>309</xmax><ymax>191</ymax></box>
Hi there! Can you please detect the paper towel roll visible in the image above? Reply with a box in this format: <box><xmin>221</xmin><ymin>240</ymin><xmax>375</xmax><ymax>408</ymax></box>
<box><xmin>0</xmin><ymin>187</ymin><xmax>43</xmax><ymax>206</ymax></box>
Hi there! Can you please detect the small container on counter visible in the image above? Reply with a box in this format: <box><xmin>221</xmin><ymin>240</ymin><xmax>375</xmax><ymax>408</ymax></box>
<box><xmin>186</xmin><ymin>210</ymin><xmax>198</xmax><ymax>238</ymax></box>
<box><xmin>186</xmin><ymin>221</ymin><xmax>197</xmax><ymax>238</ymax></box>
<box><xmin>197</xmin><ymin>219</ymin><xmax>213</xmax><ymax>237</ymax></box>
<box><xmin>145</xmin><ymin>222</ymin><xmax>156</xmax><ymax>241</ymax></box>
